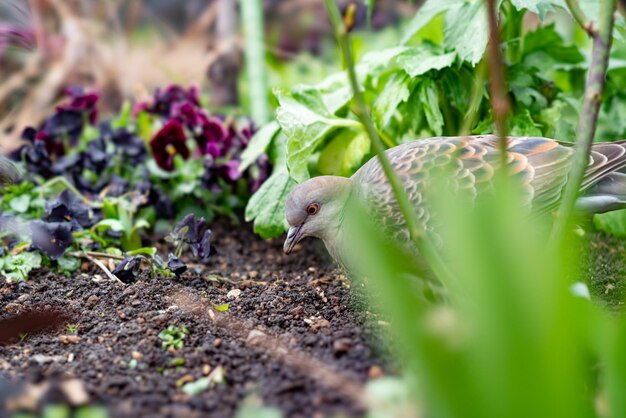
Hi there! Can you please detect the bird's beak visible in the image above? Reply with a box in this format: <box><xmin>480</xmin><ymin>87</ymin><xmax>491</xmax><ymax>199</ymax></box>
<box><xmin>283</xmin><ymin>224</ymin><xmax>304</xmax><ymax>255</ymax></box>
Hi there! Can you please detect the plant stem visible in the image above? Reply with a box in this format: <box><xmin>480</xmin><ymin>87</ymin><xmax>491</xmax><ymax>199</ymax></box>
<box><xmin>69</xmin><ymin>251</ymin><xmax>125</xmax><ymax>260</ymax></box>
<box><xmin>486</xmin><ymin>0</ymin><xmax>511</xmax><ymax>164</ymax></box>
<box><xmin>40</xmin><ymin>177</ymin><xmax>103</xmax><ymax>208</ymax></box>
<box><xmin>551</xmin><ymin>0</ymin><xmax>617</xmax><ymax>244</ymax></box>
<box><xmin>241</xmin><ymin>0</ymin><xmax>270</xmax><ymax>124</ymax></box>
<box><xmin>323</xmin><ymin>0</ymin><xmax>456</xmax><ymax>287</ymax></box>
<box><xmin>460</xmin><ymin>62</ymin><xmax>487</xmax><ymax>136</ymax></box>
<box><xmin>565</xmin><ymin>0</ymin><xmax>596</xmax><ymax>36</ymax></box>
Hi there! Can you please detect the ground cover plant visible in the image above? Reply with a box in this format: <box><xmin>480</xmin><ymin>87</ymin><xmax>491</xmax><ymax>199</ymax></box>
<box><xmin>3</xmin><ymin>0</ymin><xmax>626</xmax><ymax>418</ymax></box>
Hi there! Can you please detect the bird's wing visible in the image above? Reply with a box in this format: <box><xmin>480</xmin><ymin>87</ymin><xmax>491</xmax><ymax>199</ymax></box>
<box><xmin>352</xmin><ymin>136</ymin><xmax>626</xmax><ymax>240</ymax></box>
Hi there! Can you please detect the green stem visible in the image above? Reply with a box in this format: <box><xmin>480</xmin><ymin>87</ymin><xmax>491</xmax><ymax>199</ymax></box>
<box><xmin>460</xmin><ymin>62</ymin><xmax>487</xmax><ymax>136</ymax></box>
<box><xmin>40</xmin><ymin>177</ymin><xmax>103</xmax><ymax>208</ymax></box>
<box><xmin>564</xmin><ymin>0</ymin><xmax>596</xmax><ymax>36</ymax></box>
<box><xmin>551</xmin><ymin>0</ymin><xmax>617</xmax><ymax>244</ymax></box>
<box><xmin>241</xmin><ymin>0</ymin><xmax>270</xmax><ymax>124</ymax></box>
<box><xmin>323</xmin><ymin>0</ymin><xmax>456</xmax><ymax>287</ymax></box>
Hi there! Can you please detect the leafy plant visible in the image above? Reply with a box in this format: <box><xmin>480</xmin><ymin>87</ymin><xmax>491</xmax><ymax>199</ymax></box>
<box><xmin>245</xmin><ymin>0</ymin><xmax>626</xmax><ymax>238</ymax></box>
<box><xmin>0</xmin><ymin>251</ymin><xmax>42</xmax><ymax>281</ymax></box>
<box><xmin>158</xmin><ymin>325</ymin><xmax>190</xmax><ymax>351</ymax></box>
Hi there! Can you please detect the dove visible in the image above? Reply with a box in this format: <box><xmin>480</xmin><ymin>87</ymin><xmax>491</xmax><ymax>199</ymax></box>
<box><xmin>283</xmin><ymin>135</ymin><xmax>626</xmax><ymax>261</ymax></box>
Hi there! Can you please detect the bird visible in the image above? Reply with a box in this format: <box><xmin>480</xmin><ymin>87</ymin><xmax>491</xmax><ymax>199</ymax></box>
<box><xmin>283</xmin><ymin>135</ymin><xmax>626</xmax><ymax>262</ymax></box>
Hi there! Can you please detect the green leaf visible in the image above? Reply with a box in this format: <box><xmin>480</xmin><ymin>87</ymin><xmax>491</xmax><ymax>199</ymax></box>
<box><xmin>127</xmin><ymin>247</ymin><xmax>157</xmax><ymax>257</ymax></box>
<box><xmin>444</xmin><ymin>1</ymin><xmax>489</xmax><ymax>65</ymax></box>
<box><xmin>509</xmin><ymin>110</ymin><xmax>543</xmax><ymax>136</ymax></box>
<box><xmin>245</xmin><ymin>167</ymin><xmax>297</xmax><ymax>239</ymax></box>
<box><xmin>510</xmin><ymin>0</ymin><xmax>562</xmax><ymax>19</ymax></box>
<box><xmin>318</xmin><ymin>130</ymin><xmax>371</xmax><ymax>177</ymax></box>
<box><xmin>373</xmin><ymin>72</ymin><xmax>411</xmax><ymax>128</ymax></box>
<box><xmin>402</xmin><ymin>0</ymin><xmax>462</xmax><ymax>44</ymax></box>
<box><xmin>93</xmin><ymin>219</ymin><xmax>125</xmax><ymax>232</ymax></box>
<box><xmin>275</xmin><ymin>89</ymin><xmax>357</xmax><ymax>182</ymax></box>
<box><xmin>57</xmin><ymin>256</ymin><xmax>80</xmax><ymax>274</ymax></box>
<box><xmin>522</xmin><ymin>24</ymin><xmax>585</xmax><ymax>73</ymax></box>
<box><xmin>397</xmin><ymin>49</ymin><xmax>456</xmax><ymax>77</ymax></box>
<box><xmin>213</xmin><ymin>303</ymin><xmax>230</xmax><ymax>312</ymax></box>
<box><xmin>419</xmin><ymin>79</ymin><xmax>444</xmax><ymax>136</ymax></box>
<box><xmin>594</xmin><ymin>210</ymin><xmax>626</xmax><ymax>238</ymax></box>
<box><xmin>0</xmin><ymin>252</ymin><xmax>42</xmax><ymax>281</ymax></box>
<box><xmin>240</xmin><ymin>121</ymin><xmax>280</xmax><ymax>171</ymax></box>
<box><xmin>9</xmin><ymin>194</ymin><xmax>31</xmax><ymax>213</ymax></box>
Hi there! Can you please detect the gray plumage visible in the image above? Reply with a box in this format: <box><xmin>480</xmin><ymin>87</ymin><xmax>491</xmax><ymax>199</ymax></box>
<box><xmin>283</xmin><ymin>135</ymin><xmax>626</xmax><ymax>261</ymax></box>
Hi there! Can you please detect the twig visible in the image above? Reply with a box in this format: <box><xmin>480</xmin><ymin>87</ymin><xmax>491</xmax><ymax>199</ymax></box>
<box><xmin>564</xmin><ymin>0</ymin><xmax>596</xmax><ymax>36</ymax></box>
<box><xmin>74</xmin><ymin>253</ymin><xmax>125</xmax><ymax>285</ymax></box>
<box><xmin>69</xmin><ymin>251</ymin><xmax>125</xmax><ymax>261</ymax></box>
<box><xmin>323</xmin><ymin>0</ymin><xmax>456</xmax><ymax>288</ymax></box>
<box><xmin>486</xmin><ymin>0</ymin><xmax>512</xmax><ymax>164</ymax></box>
<box><xmin>551</xmin><ymin>0</ymin><xmax>617</xmax><ymax>245</ymax></box>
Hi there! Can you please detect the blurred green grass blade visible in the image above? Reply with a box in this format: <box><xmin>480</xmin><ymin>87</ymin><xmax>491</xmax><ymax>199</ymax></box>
<box><xmin>241</xmin><ymin>0</ymin><xmax>270</xmax><ymax>124</ymax></box>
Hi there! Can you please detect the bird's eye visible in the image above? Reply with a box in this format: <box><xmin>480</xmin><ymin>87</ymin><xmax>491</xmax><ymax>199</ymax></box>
<box><xmin>306</xmin><ymin>203</ymin><xmax>319</xmax><ymax>215</ymax></box>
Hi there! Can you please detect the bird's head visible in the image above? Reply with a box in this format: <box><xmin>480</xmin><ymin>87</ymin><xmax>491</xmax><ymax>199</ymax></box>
<box><xmin>283</xmin><ymin>175</ymin><xmax>352</xmax><ymax>254</ymax></box>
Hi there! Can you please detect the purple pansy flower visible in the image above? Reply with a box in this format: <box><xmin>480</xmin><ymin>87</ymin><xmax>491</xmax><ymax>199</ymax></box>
<box><xmin>30</xmin><ymin>221</ymin><xmax>74</xmax><ymax>259</ymax></box>
<box><xmin>149</xmin><ymin>120</ymin><xmax>190</xmax><ymax>171</ymax></box>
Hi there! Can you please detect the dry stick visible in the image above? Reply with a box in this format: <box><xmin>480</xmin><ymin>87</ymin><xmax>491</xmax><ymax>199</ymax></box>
<box><xmin>323</xmin><ymin>0</ymin><xmax>456</xmax><ymax>288</ymax></box>
<box><xmin>550</xmin><ymin>0</ymin><xmax>617</xmax><ymax>246</ymax></box>
<box><xmin>74</xmin><ymin>253</ymin><xmax>125</xmax><ymax>285</ymax></box>
<box><xmin>485</xmin><ymin>0</ymin><xmax>512</xmax><ymax>165</ymax></box>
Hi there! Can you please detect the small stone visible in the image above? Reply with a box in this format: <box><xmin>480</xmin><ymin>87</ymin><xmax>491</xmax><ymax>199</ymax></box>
<box><xmin>152</xmin><ymin>314</ymin><xmax>167</xmax><ymax>326</ymax></box>
<box><xmin>332</xmin><ymin>338</ymin><xmax>352</xmax><ymax>355</ymax></box>
<box><xmin>249</xmin><ymin>271</ymin><xmax>258</xmax><ymax>278</ymax></box>
<box><xmin>202</xmin><ymin>364</ymin><xmax>211</xmax><ymax>375</ymax></box>
<box><xmin>131</xmin><ymin>351</ymin><xmax>143</xmax><ymax>360</ymax></box>
<box><xmin>227</xmin><ymin>289</ymin><xmax>241</xmax><ymax>299</ymax></box>
<box><xmin>246</xmin><ymin>330</ymin><xmax>267</xmax><ymax>345</ymax></box>
<box><xmin>368</xmin><ymin>365</ymin><xmax>384</xmax><ymax>379</ymax></box>
<box><xmin>4</xmin><ymin>303</ymin><xmax>21</xmax><ymax>314</ymax></box>
<box><xmin>60</xmin><ymin>379</ymin><xmax>89</xmax><ymax>406</ymax></box>
<box><xmin>86</xmin><ymin>295</ymin><xmax>99</xmax><ymax>308</ymax></box>
<box><xmin>213</xmin><ymin>338</ymin><xmax>222</xmax><ymax>348</ymax></box>
<box><xmin>59</xmin><ymin>335</ymin><xmax>81</xmax><ymax>344</ymax></box>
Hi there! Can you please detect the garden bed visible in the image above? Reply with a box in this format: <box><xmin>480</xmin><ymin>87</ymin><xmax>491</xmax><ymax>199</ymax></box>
<box><xmin>0</xmin><ymin>224</ymin><xmax>391</xmax><ymax>418</ymax></box>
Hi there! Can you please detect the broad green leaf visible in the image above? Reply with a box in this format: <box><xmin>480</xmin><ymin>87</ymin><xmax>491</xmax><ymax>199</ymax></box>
<box><xmin>509</xmin><ymin>110</ymin><xmax>543</xmax><ymax>136</ymax></box>
<box><xmin>318</xmin><ymin>130</ymin><xmax>371</xmax><ymax>177</ymax></box>
<box><xmin>419</xmin><ymin>79</ymin><xmax>444</xmax><ymax>136</ymax></box>
<box><xmin>57</xmin><ymin>256</ymin><xmax>80</xmax><ymax>273</ymax></box>
<box><xmin>0</xmin><ymin>252</ymin><xmax>42</xmax><ymax>281</ymax></box>
<box><xmin>240</xmin><ymin>121</ymin><xmax>280</xmax><ymax>171</ymax></box>
<box><xmin>397</xmin><ymin>49</ymin><xmax>456</xmax><ymax>77</ymax></box>
<box><xmin>510</xmin><ymin>0</ymin><xmax>563</xmax><ymax>19</ymax></box>
<box><xmin>373</xmin><ymin>72</ymin><xmax>411</xmax><ymax>128</ymax></box>
<box><xmin>402</xmin><ymin>0</ymin><xmax>462</xmax><ymax>44</ymax></box>
<box><xmin>275</xmin><ymin>89</ymin><xmax>358</xmax><ymax>182</ymax></box>
<box><xmin>9</xmin><ymin>194</ymin><xmax>30</xmax><ymax>213</ymax></box>
<box><xmin>522</xmin><ymin>24</ymin><xmax>585</xmax><ymax>73</ymax></box>
<box><xmin>245</xmin><ymin>167</ymin><xmax>296</xmax><ymax>238</ymax></box>
<box><xmin>362</xmin><ymin>46</ymin><xmax>413</xmax><ymax>71</ymax></box>
<box><xmin>213</xmin><ymin>303</ymin><xmax>230</xmax><ymax>312</ymax></box>
<box><xmin>93</xmin><ymin>219</ymin><xmax>125</xmax><ymax>232</ymax></box>
<box><xmin>444</xmin><ymin>1</ymin><xmax>489</xmax><ymax>65</ymax></box>
<box><xmin>594</xmin><ymin>210</ymin><xmax>626</xmax><ymax>238</ymax></box>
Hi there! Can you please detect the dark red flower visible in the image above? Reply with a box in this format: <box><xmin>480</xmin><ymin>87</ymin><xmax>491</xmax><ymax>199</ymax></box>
<box><xmin>195</xmin><ymin>117</ymin><xmax>230</xmax><ymax>158</ymax></box>
<box><xmin>149</xmin><ymin>120</ymin><xmax>190</xmax><ymax>171</ymax></box>
<box><xmin>171</xmin><ymin>101</ymin><xmax>209</xmax><ymax>129</ymax></box>
<box><xmin>58</xmin><ymin>87</ymin><xmax>99</xmax><ymax>124</ymax></box>
<box><xmin>139</xmin><ymin>84</ymin><xmax>201</xmax><ymax>118</ymax></box>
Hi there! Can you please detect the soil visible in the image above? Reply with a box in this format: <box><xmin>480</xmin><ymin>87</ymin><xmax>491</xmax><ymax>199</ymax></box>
<box><xmin>0</xmin><ymin>225</ymin><xmax>391</xmax><ymax>418</ymax></box>
<box><xmin>0</xmin><ymin>226</ymin><xmax>623</xmax><ymax>418</ymax></box>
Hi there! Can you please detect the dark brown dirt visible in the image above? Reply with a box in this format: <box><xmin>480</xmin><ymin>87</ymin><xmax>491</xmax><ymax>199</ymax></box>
<box><xmin>0</xmin><ymin>225</ymin><xmax>391</xmax><ymax>418</ymax></box>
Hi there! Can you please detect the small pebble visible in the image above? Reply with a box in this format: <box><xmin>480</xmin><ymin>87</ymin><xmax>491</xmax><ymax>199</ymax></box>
<box><xmin>59</xmin><ymin>335</ymin><xmax>81</xmax><ymax>344</ymax></box>
<box><xmin>202</xmin><ymin>364</ymin><xmax>211</xmax><ymax>375</ymax></box>
<box><xmin>131</xmin><ymin>351</ymin><xmax>143</xmax><ymax>360</ymax></box>
<box><xmin>368</xmin><ymin>365</ymin><xmax>384</xmax><ymax>379</ymax></box>
<box><xmin>332</xmin><ymin>338</ymin><xmax>352</xmax><ymax>355</ymax></box>
<box><xmin>213</xmin><ymin>338</ymin><xmax>222</xmax><ymax>348</ymax></box>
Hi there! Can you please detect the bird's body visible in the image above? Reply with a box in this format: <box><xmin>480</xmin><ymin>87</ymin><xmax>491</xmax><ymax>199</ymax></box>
<box><xmin>283</xmin><ymin>135</ymin><xmax>626</xmax><ymax>262</ymax></box>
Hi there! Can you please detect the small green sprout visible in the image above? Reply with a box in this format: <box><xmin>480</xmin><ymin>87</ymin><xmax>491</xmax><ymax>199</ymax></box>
<box><xmin>158</xmin><ymin>325</ymin><xmax>189</xmax><ymax>351</ymax></box>
<box><xmin>66</xmin><ymin>324</ymin><xmax>79</xmax><ymax>334</ymax></box>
